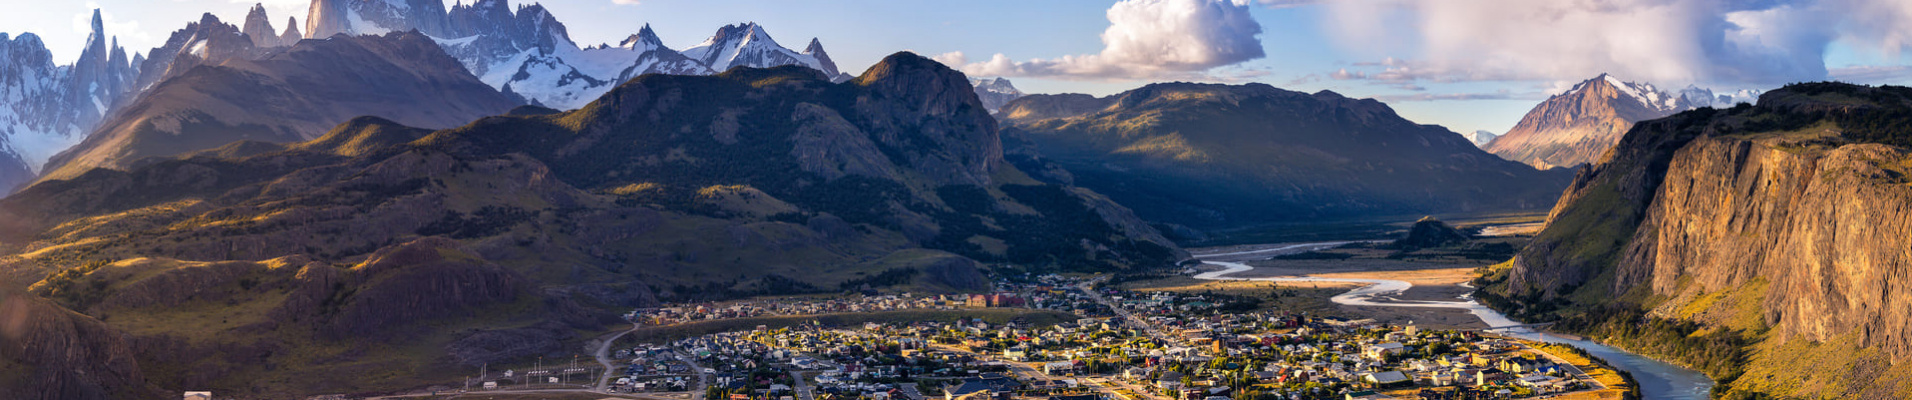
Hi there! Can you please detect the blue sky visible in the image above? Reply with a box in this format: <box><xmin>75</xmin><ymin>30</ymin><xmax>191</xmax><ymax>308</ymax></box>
<box><xmin>3</xmin><ymin>0</ymin><xmax>1908</xmax><ymax>136</ymax></box>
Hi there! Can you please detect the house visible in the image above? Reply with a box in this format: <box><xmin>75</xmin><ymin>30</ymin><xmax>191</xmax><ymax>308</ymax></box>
<box><xmin>1044</xmin><ymin>361</ymin><xmax>1080</xmax><ymax>375</ymax></box>
<box><xmin>1004</xmin><ymin>347</ymin><xmax>1029</xmax><ymax>361</ymax></box>
<box><xmin>1363</xmin><ymin>370</ymin><xmax>1413</xmax><ymax>388</ymax></box>
<box><xmin>1123</xmin><ymin>367</ymin><xmax>1153</xmax><ymax>381</ymax></box>
<box><xmin>1364</xmin><ymin>342</ymin><xmax>1406</xmax><ymax>360</ymax></box>
<box><xmin>1475</xmin><ymin>368</ymin><xmax>1508</xmax><ymax>386</ymax></box>
<box><xmin>1155</xmin><ymin>371</ymin><xmax>1186</xmax><ymax>389</ymax></box>
<box><xmin>184</xmin><ymin>392</ymin><xmax>213</xmax><ymax>400</ymax></box>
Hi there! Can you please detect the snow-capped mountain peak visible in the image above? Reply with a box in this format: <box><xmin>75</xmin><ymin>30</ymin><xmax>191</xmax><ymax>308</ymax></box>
<box><xmin>968</xmin><ymin>77</ymin><xmax>1026</xmax><ymax>113</ymax></box>
<box><xmin>620</xmin><ymin>24</ymin><xmax>665</xmax><ymax>52</ymax></box>
<box><xmin>681</xmin><ymin>23</ymin><xmax>827</xmax><ymax>75</ymax></box>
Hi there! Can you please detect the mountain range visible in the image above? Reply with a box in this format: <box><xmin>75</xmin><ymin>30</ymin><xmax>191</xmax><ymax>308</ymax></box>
<box><xmin>1486</xmin><ymin>74</ymin><xmax>1761</xmax><ymax>169</ymax></box>
<box><xmin>307</xmin><ymin>0</ymin><xmax>850</xmax><ymax>109</ymax></box>
<box><xmin>34</xmin><ymin>28</ymin><xmax>520</xmax><ymax>184</ymax></box>
<box><xmin>0</xmin><ymin>0</ymin><xmax>858</xmax><ymax>192</ymax></box>
<box><xmin>0</xmin><ymin>52</ymin><xmax>1182</xmax><ymax>398</ymax></box>
<box><xmin>998</xmin><ymin>83</ymin><xmax>1574</xmax><ymax>235</ymax></box>
<box><xmin>1479</xmin><ymin>82</ymin><xmax>1912</xmax><ymax>398</ymax></box>
<box><xmin>0</xmin><ymin>11</ymin><xmax>139</xmax><ymax>192</ymax></box>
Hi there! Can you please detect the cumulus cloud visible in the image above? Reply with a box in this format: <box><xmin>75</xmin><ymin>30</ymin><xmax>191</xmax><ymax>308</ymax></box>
<box><xmin>939</xmin><ymin>0</ymin><xmax>1266</xmax><ymax>80</ymax></box>
<box><xmin>1322</xmin><ymin>0</ymin><xmax>1912</xmax><ymax>87</ymax></box>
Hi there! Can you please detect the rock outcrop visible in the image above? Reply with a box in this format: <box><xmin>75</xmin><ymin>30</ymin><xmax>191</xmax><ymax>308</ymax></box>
<box><xmin>1499</xmin><ymin>83</ymin><xmax>1912</xmax><ymax>398</ymax></box>
<box><xmin>1394</xmin><ymin>217</ymin><xmax>1469</xmax><ymax>249</ymax></box>
<box><xmin>242</xmin><ymin>3</ymin><xmax>283</xmax><ymax>47</ymax></box>
<box><xmin>0</xmin><ymin>294</ymin><xmax>162</xmax><ymax>400</ymax></box>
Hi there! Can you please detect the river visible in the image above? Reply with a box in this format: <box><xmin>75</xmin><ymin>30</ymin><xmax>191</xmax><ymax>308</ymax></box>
<box><xmin>1190</xmin><ymin>243</ymin><xmax>1714</xmax><ymax>399</ymax></box>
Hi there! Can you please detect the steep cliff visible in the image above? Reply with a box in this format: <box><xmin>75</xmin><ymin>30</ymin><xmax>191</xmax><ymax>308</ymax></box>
<box><xmin>1490</xmin><ymin>82</ymin><xmax>1912</xmax><ymax>398</ymax></box>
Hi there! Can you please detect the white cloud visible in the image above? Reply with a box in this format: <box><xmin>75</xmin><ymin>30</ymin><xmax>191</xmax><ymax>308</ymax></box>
<box><xmin>1321</xmin><ymin>0</ymin><xmax>1912</xmax><ymax>87</ymax></box>
<box><xmin>940</xmin><ymin>0</ymin><xmax>1266</xmax><ymax>81</ymax></box>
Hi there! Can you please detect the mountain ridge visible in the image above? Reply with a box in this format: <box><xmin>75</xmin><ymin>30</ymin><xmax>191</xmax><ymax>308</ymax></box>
<box><xmin>999</xmin><ymin>82</ymin><xmax>1574</xmax><ymax>233</ymax></box>
<box><xmin>1486</xmin><ymin>74</ymin><xmax>1760</xmax><ymax>169</ymax></box>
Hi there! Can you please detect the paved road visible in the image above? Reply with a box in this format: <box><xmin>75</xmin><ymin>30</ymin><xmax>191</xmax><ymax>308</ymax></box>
<box><xmin>792</xmin><ymin>370</ymin><xmax>816</xmax><ymax>400</ymax></box>
<box><xmin>596</xmin><ymin>321</ymin><xmax>644</xmax><ymax>391</ymax></box>
<box><xmin>1075</xmin><ymin>277</ymin><xmax>1185</xmax><ymax>348</ymax></box>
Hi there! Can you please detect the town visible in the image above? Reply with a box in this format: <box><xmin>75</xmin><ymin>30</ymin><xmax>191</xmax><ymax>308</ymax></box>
<box><xmin>562</xmin><ymin>274</ymin><xmax>1631</xmax><ymax>400</ymax></box>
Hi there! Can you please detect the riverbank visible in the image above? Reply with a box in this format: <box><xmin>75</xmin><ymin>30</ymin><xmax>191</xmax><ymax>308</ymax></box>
<box><xmin>1188</xmin><ymin>245</ymin><xmax>1714</xmax><ymax>399</ymax></box>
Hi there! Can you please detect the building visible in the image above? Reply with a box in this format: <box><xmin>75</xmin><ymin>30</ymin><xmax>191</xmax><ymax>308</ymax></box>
<box><xmin>946</xmin><ymin>374</ymin><xmax>1018</xmax><ymax>400</ymax></box>
<box><xmin>1365</xmin><ymin>342</ymin><xmax>1406</xmax><ymax>360</ymax></box>
<box><xmin>1364</xmin><ymin>370</ymin><xmax>1413</xmax><ymax>388</ymax></box>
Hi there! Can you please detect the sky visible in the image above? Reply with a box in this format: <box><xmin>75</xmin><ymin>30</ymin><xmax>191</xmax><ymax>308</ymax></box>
<box><xmin>2</xmin><ymin>0</ymin><xmax>1909</xmax><ymax>136</ymax></box>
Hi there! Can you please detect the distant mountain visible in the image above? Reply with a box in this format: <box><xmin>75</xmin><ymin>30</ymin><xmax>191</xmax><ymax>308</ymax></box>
<box><xmin>682</xmin><ymin>23</ymin><xmax>848</xmax><ymax>80</ymax></box>
<box><xmin>0</xmin><ymin>54</ymin><xmax>1182</xmax><ymax>397</ymax></box>
<box><xmin>972</xmin><ymin>77</ymin><xmax>1025</xmax><ymax>113</ymax></box>
<box><xmin>999</xmin><ymin>83</ymin><xmax>1574</xmax><ymax>233</ymax></box>
<box><xmin>308</xmin><ymin>0</ymin><xmax>846</xmax><ymax>109</ymax></box>
<box><xmin>133</xmin><ymin>13</ymin><xmax>272</xmax><ymax>98</ymax></box>
<box><xmin>1467</xmin><ymin>130</ymin><xmax>1499</xmax><ymax>147</ymax></box>
<box><xmin>1468</xmin><ymin>130</ymin><xmax>1499</xmax><ymax>146</ymax></box>
<box><xmin>1486</xmin><ymin>74</ymin><xmax>1758</xmax><ymax>169</ymax></box>
<box><xmin>242</xmin><ymin>3</ymin><xmax>302</xmax><ymax>47</ymax></box>
<box><xmin>35</xmin><ymin>30</ymin><xmax>518</xmax><ymax>184</ymax></box>
<box><xmin>0</xmin><ymin>11</ymin><xmax>138</xmax><ymax>192</ymax></box>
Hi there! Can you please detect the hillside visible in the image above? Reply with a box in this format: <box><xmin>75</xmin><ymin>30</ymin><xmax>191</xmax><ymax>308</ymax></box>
<box><xmin>0</xmin><ymin>52</ymin><xmax>1181</xmax><ymax>398</ymax></box>
<box><xmin>34</xmin><ymin>30</ymin><xmax>519</xmax><ymax>185</ymax></box>
<box><xmin>1478</xmin><ymin>82</ymin><xmax>1912</xmax><ymax>398</ymax></box>
<box><xmin>999</xmin><ymin>83</ymin><xmax>1573</xmax><ymax>234</ymax></box>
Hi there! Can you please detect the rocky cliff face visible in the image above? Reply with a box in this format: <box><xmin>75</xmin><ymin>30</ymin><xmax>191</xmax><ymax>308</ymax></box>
<box><xmin>133</xmin><ymin>14</ymin><xmax>265</xmax><ymax>96</ymax></box>
<box><xmin>1499</xmin><ymin>83</ymin><xmax>1912</xmax><ymax>398</ymax></box>
<box><xmin>243</xmin><ymin>3</ymin><xmax>284</xmax><ymax>47</ymax></box>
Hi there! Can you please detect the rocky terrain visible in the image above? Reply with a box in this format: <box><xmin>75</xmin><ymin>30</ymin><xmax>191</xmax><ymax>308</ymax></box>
<box><xmin>0</xmin><ymin>53</ymin><xmax>1183</xmax><ymax>398</ymax></box>
<box><xmin>999</xmin><ymin>83</ymin><xmax>1573</xmax><ymax>234</ymax></box>
<box><xmin>1483</xmin><ymin>82</ymin><xmax>1912</xmax><ymax>398</ymax></box>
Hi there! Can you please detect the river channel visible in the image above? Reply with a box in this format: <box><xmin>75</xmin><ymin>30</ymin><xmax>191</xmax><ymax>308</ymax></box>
<box><xmin>1190</xmin><ymin>243</ymin><xmax>1714</xmax><ymax>399</ymax></box>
